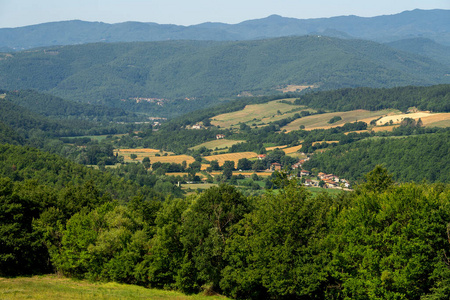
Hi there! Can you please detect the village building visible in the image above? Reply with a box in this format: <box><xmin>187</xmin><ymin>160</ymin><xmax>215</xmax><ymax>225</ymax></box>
<box><xmin>216</xmin><ymin>134</ymin><xmax>225</xmax><ymax>139</ymax></box>
<box><xmin>292</xmin><ymin>162</ymin><xmax>302</xmax><ymax>169</ymax></box>
<box><xmin>271</xmin><ymin>163</ymin><xmax>282</xmax><ymax>171</ymax></box>
<box><xmin>300</xmin><ymin>170</ymin><xmax>311</xmax><ymax>176</ymax></box>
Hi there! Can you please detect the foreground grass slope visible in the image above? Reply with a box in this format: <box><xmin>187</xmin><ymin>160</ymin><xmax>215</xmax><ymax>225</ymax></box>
<box><xmin>0</xmin><ymin>275</ymin><xmax>228</xmax><ymax>300</ymax></box>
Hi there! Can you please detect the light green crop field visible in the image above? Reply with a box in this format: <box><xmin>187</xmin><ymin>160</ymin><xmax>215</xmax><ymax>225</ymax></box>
<box><xmin>190</xmin><ymin>139</ymin><xmax>246</xmax><ymax>150</ymax></box>
<box><xmin>211</xmin><ymin>99</ymin><xmax>313</xmax><ymax>128</ymax></box>
<box><xmin>0</xmin><ymin>275</ymin><xmax>229</xmax><ymax>300</ymax></box>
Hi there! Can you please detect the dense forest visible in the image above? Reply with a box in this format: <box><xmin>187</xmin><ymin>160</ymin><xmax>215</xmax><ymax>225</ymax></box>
<box><xmin>2</xmin><ymin>158</ymin><xmax>450</xmax><ymax>299</ymax></box>
<box><xmin>4</xmin><ymin>90</ymin><xmax>133</xmax><ymax>121</ymax></box>
<box><xmin>293</xmin><ymin>84</ymin><xmax>450</xmax><ymax>112</ymax></box>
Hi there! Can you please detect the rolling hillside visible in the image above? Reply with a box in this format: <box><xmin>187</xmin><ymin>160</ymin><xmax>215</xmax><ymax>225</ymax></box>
<box><xmin>0</xmin><ymin>36</ymin><xmax>448</xmax><ymax>117</ymax></box>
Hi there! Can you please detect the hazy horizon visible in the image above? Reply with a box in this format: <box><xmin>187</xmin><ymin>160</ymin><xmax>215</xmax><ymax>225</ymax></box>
<box><xmin>0</xmin><ymin>0</ymin><xmax>449</xmax><ymax>29</ymax></box>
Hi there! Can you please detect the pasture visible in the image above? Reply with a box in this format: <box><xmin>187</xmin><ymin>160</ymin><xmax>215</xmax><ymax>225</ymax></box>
<box><xmin>0</xmin><ymin>275</ymin><xmax>228</xmax><ymax>300</ymax></box>
<box><xmin>211</xmin><ymin>99</ymin><xmax>313</xmax><ymax>129</ymax></box>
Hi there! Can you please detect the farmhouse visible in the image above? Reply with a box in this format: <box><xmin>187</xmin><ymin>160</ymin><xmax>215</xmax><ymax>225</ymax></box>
<box><xmin>216</xmin><ymin>134</ymin><xmax>225</xmax><ymax>139</ymax></box>
<box><xmin>271</xmin><ymin>163</ymin><xmax>282</xmax><ymax>171</ymax></box>
<box><xmin>192</xmin><ymin>124</ymin><xmax>202</xmax><ymax>129</ymax></box>
<box><xmin>257</xmin><ymin>154</ymin><xmax>266</xmax><ymax>160</ymax></box>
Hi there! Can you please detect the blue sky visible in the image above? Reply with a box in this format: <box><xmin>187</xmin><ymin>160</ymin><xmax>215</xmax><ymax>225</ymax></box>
<box><xmin>0</xmin><ymin>0</ymin><xmax>448</xmax><ymax>28</ymax></box>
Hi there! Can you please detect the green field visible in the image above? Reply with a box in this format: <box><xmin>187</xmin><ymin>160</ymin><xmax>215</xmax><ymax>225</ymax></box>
<box><xmin>190</xmin><ymin>139</ymin><xmax>246</xmax><ymax>150</ymax></box>
<box><xmin>0</xmin><ymin>275</ymin><xmax>229</xmax><ymax>300</ymax></box>
<box><xmin>64</xmin><ymin>133</ymin><xmax>127</xmax><ymax>141</ymax></box>
<box><xmin>211</xmin><ymin>99</ymin><xmax>314</xmax><ymax>129</ymax></box>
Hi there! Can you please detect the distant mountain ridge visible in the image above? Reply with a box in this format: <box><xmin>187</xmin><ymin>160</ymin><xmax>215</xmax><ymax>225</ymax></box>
<box><xmin>0</xmin><ymin>9</ymin><xmax>449</xmax><ymax>51</ymax></box>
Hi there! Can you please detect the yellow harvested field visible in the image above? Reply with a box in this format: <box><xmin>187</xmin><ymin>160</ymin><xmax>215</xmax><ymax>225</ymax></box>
<box><xmin>370</xmin><ymin>112</ymin><xmax>450</xmax><ymax>130</ymax></box>
<box><xmin>344</xmin><ymin>130</ymin><xmax>369</xmax><ymax>135</ymax></box>
<box><xmin>164</xmin><ymin>172</ymin><xmax>189</xmax><ymax>177</ymax></box>
<box><xmin>190</xmin><ymin>139</ymin><xmax>245</xmax><ymax>150</ymax></box>
<box><xmin>211</xmin><ymin>99</ymin><xmax>311</xmax><ymax>128</ymax></box>
<box><xmin>416</xmin><ymin>113</ymin><xmax>450</xmax><ymax>127</ymax></box>
<box><xmin>205</xmin><ymin>152</ymin><xmax>258</xmax><ymax>166</ymax></box>
<box><xmin>210</xmin><ymin>171</ymin><xmax>272</xmax><ymax>177</ymax></box>
<box><xmin>312</xmin><ymin>141</ymin><xmax>339</xmax><ymax>146</ymax></box>
<box><xmin>115</xmin><ymin>148</ymin><xmax>176</xmax><ymax>162</ymax></box>
<box><xmin>283</xmin><ymin>145</ymin><xmax>303</xmax><ymax>153</ymax></box>
<box><xmin>376</xmin><ymin>112</ymin><xmax>435</xmax><ymax>125</ymax></box>
<box><xmin>266</xmin><ymin>145</ymin><xmax>287</xmax><ymax>151</ymax></box>
<box><xmin>116</xmin><ymin>148</ymin><xmax>160</xmax><ymax>153</ymax></box>
<box><xmin>149</xmin><ymin>155</ymin><xmax>195</xmax><ymax>165</ymax></box>
<box><xmin>282</xmin><ymin>109</ymin><xmax>396</xmax><ymax>131</ymax></box>
<box><xmin>371</xmin><ymin>125</ymin><xmax>398</xmax><ymax>132</ymax></box>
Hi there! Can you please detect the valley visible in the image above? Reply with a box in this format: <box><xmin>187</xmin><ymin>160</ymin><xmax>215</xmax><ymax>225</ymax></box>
<box><xmin>1</xmin><ymin>10</ymin><xmax>450</xmax><ymax>299</ymax></box>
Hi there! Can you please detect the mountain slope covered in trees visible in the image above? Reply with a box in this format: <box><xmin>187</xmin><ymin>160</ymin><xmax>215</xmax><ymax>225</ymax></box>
<box><xmin>387</xmin><ymin>38</ymin><xmax>450</xmax><ymax>67</ymax></box>
<box><xmin>293</xmin><ymin>84</ymin><xmax>450</xmax><ymax>112</ymax></box>
<box><xmin>0</xmin><ymin>36</ymin><xmax>448</xmax><ymax>117</ymax></box>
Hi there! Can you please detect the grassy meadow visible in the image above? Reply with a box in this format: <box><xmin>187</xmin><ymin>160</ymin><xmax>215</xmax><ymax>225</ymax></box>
<box><xmin>0</xmin><ymin>275</ymin><xmax>229</xmax><ymax>300</ymax></box>
<box><xmin>114</xmin><ymin>148</ymin><xmax>178</xmax><ymax>162</ymax></box>
<box><xmin>190</xmin><ymin>139</ymin><xmax>245</xmax><ymax>150</ymax></box>
<box><xmin>211</xmin><ymin>99</ymin><xmax>314</xmax><ymax>128</ymax></box>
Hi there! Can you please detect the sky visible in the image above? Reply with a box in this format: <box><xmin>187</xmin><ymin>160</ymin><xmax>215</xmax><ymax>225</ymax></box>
<box><xmin>0</xmin><ymin>0</ymin><xmax>449</xmax><ymax>28</ymax></box>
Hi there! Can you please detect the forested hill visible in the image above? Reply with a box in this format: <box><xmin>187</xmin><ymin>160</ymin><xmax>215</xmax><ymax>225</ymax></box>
<box><xmin>0</xmin><ymin>143</ymin><xmax>161</xmax><ymax>201</ymax></box>
<box><xmin>0</xmin><ymin>9</ymin><xmax>448</xmax><ymax>50</ymax></box>
<box><xmin>303</xmin><ymin>131</ymin><xmax>450</xmax><ymax>183</ymax></box>
<box><xmin>0</xmin><ymin>36</ymin><xmax>448</xmax><ymax>116</ymax></box>
<box><xmin>293</xmin><ymin>84</ymin><xmax>450</xmax><ymax>112</ymax></box>
<box><xmin>387</xmin><ymin>38</ymin><xmax>450</xmax><ymax>67</ymax></box>
<box><xmin>4</xmin><ymin>90</ymin><xmax>131</xmax><ymax>121</ymax></box>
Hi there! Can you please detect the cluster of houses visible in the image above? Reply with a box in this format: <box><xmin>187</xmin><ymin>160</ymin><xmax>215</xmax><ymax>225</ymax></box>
<box><xmin>291</xmin><ymin>159</ymin><xmax>352</xmax><ymax>190</ymax></box>
<box><xmin>260</xmin><ymin>156</ymin><xmax>351</xmax><ymax>190</ymax></box>
<box><xmin>129</xmin><ymin>97</ymin><xmax>166</xmax><ymax>106</ymax></box>
<box><xmin>317</xmin><ymin>172</ymin><xmax>351</xmax><ymax>189</ymax></box>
